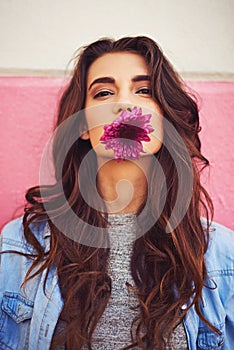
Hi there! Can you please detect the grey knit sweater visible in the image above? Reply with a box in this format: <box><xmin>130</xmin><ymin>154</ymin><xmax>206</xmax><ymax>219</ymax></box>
<box><xmin>53</xmin><ymin>213</ymin><xmax>188</xmax><ymax>349</ymax></box>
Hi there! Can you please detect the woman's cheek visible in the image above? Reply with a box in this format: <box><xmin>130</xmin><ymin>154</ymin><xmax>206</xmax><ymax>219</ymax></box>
<box><xmin>146</xmin><ymin>114</ymin><xmax>164</xmax><ymax>154</ymax></box>
<box><xmin>89</xmin><ymin>127</ymin><xmax>105</xmax><ymax>148</ymax></box>
<box><xmin>143</xmin><ymin>136</ymin><xmax>163</xmax><ymax>154</ymax></box>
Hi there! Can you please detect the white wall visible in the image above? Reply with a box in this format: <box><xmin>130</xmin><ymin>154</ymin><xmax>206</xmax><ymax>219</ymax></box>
<box><xmin>0</xmin><ymin>0</ymin><xmax>233</xmax><ymax>77</ymax></box>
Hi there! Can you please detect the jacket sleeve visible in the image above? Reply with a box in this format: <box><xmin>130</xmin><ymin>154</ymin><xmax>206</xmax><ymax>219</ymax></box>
<box><xmin>204</xmin><ymin>221</ymin><xmax>234</xmax><ymax>349</ymax></box>
<box><xmin>0</xmin><ymin>217</ymin><xmax>48</xmax><ymax>350</ymax></box>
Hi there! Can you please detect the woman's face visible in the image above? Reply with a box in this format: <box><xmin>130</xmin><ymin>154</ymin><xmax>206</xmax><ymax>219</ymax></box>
<box><xmin>83</xmin><ymin>52</ymin><xmax>163</xmax><ymax>157</ymax></box>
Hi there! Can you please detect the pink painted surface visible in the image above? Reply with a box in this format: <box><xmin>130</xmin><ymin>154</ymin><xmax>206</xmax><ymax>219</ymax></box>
<box><xmin>0</xmin><ymin>78</ymin><xmax>233</xmax><ymax>230</ymax></box>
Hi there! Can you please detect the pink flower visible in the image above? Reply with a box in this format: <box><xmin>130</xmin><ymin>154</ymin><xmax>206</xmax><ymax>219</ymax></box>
<box><xmin>100</xmin><ymin>106</ymin><xmax>154</xmax><ymax>161</ymax></box>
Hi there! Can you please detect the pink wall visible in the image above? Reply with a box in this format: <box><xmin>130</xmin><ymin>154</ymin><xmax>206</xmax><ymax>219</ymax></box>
<box><xmin>0</xmin><ymin>77</ymin><xmax>233</xmax><ymax>230</ymax></box>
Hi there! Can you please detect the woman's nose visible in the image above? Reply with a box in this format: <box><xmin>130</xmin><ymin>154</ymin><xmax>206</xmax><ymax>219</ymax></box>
<box><xmin>112</xmin><ymin>102</ymin><xmax>132</xmax><ymax>114</ymax></box>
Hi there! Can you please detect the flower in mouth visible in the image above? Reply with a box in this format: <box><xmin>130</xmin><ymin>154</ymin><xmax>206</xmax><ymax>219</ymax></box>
<box><xmin>100</xmin><ymin>106</ymin><xmax>154</xmax><ymax>161</ymax></box>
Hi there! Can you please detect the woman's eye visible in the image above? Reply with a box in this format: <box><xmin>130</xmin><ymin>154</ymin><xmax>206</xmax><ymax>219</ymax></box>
<box><xmin>93</xmin><ymin>91</ymin><xmax>114</xmax><ymax>98</ymax></box>
<box><xmin>136</xmin><ymin>88</ymin><xmax>152</xmax><ymax>95</ymax></box>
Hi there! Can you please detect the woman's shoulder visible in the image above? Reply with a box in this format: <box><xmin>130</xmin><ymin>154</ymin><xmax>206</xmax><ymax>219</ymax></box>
<box><xmin>0</xmin><ymin>216</ymin><xmax>49</xmax><ymax>253</ymax></box>
<box><xmin>203</xmin><ymin>219</ymin><xmax>234</xmax><ymax>274</ymax></box>
<box><xmin>208</xmin><ymin>220</ymin><xmax>234</xmax><ymax>250</ymax></box>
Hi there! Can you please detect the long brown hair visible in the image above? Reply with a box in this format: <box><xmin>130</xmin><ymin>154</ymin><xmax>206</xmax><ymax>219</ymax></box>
<box><xmin>22</xmin><ymin>36</ymin><xmax>216</xmax><ymax>349</ymax></box>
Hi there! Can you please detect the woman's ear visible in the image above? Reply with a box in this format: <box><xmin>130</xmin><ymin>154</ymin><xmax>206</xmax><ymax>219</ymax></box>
<box><xmin>80</xmin><ymin>130</ymin><xmax>90</xmax><ymax>140</ymax></box>
<box><xmin>79</xmin><ymin>117</ymin><xmax>90</xmax><ymax>140</ymax></box>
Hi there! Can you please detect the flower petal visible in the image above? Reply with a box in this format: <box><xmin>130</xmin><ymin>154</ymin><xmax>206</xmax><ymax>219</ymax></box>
<box><xmin>99</xmin><ymin>106</ymin><xmax>154</xmax><ymax>160</ymax></box>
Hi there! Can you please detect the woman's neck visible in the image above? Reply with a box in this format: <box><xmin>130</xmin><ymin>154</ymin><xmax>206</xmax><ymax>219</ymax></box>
<box><xmin>96</xmin><ymin>156</ymin><xmax>151</xmax><ymax>214</ymax></box>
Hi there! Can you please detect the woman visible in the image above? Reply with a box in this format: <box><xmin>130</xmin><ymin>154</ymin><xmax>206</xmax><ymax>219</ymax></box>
<box><xmin>0</xmin><ymin>36</ymin><xmax>233</xmax><ymax>350</ymax></box>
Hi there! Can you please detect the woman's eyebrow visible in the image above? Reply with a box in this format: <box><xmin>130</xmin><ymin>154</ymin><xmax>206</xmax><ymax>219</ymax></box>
<box><xmin>88</xmin><ymin>77</ymin><xmax>114</xmax><ymax>90</ymax></box>
<box><xmin>132</xmin><ymin>75</ymin><xmax>150</xmax><ymax>83</ymax></box>
<box><xmin>88</xmin><ymin>75</ymin><xmax>150</xmax><ymax>91</ymax></box>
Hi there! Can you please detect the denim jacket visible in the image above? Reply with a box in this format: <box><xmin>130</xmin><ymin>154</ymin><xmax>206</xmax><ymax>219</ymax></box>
<box><xmin>0</xmin><ymin>217</ymin><xmax>233</xmax><ymax>350</ymax></box>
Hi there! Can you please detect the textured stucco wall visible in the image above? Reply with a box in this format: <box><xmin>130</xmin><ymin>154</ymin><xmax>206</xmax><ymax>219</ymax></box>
<box><xmin>0</xmin><ymin>0</ymin><xmax>233</xmax><ymax>76</ymax></box>
<box><xmin>0</xmin><ymin>77</ymin><xmax>233</xmax><ymax>230</ymax></box>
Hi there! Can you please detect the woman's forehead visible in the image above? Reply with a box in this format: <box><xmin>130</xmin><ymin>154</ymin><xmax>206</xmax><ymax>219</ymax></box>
<box><xmin>86</xmin><ymin>52</ymin><xmax>149</xmax><ymax>83</ymax></box>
